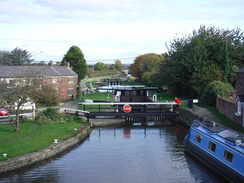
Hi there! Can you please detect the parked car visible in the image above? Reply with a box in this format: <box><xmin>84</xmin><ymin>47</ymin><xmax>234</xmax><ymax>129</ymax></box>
<box><xmin>0</xmin><ymin>108</ymin><xmax>9</xmax><ymax>116</ymax></box>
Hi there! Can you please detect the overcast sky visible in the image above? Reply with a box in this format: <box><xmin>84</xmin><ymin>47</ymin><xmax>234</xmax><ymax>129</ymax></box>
<box><xmin>0</xmin><ymin>0</ymin><xmax>243</xmax><ymax>64</ymax></box>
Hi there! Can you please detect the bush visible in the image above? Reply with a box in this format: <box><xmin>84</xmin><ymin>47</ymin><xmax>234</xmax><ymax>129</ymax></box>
<box><xmin>37</xmin><ymin>108</ymin><xmax>62</xmax><ymax>122</ymax></box>
<box><xmin>31</xmin><ymin>85</ymin><xmax>60</xmax><ymax>106</ymax></box>
<box><xmin>200</xmin><ymin>81</ymin><xmax>234</xmax><ymax>105</ymax></box>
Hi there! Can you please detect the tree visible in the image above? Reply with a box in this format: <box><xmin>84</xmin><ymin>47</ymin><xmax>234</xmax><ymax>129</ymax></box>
<box><xmin>201</xmin><ymin>81</ymin><xmax>234</xmax><ymax>105</ymax></box>
<box><xmin>0</xmin><ymin>50</ymin><xmax>10</xmax><ymax>65</ymax></box>
<box><xmin>9</xmin><ymin>47</ymin><xmax>33</xmax><ymax>65</ymax></box>
<box><xmin>94</xmin><ymin>62</ymin><xmax>107</xmax><ymax>71</ymax></box>
<box><xmin>0</xmin><ymin>48</ymin><xmax>33</xmax><ymax>66</ymax></box>
<box><xmin>129</xmin><ymin>53</ymin><xmax>164</xmax><ymax>85</ymax></box>
<box><xmin>160</xmin><ymin>25</ymin><xmax>244</xmax><ymax>98</ymax></box>
<box><xmin>62</xmin><ymin>46</ymin><xmax>88</xmax><ymax>81</ymax></box>
<box><xmin>29</xmin><ymin>85</ymin><xmax>60</xmax><ymax>106</ymax></box>
<box><xmin>0</xmin><ymin>67</ymin><xmax>42</xmax><ymax>132</ymax></box>
<box><xmin>114</xmin><ymin>59</ymin><xmax>123</xmax><ymax>71</ymax></box>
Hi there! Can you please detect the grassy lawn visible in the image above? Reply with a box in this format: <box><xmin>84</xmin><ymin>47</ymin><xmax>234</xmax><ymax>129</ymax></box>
<box><xmin>80</xmin><ymin>91</ymin><xmax>115</xmax><ymax>112</ymax></box>
<box><xmin>82</xmin><ymin>91</ymin><xmax>114</xmax><ymax>102</ymax></box>
<box><xmin>0</xmin><ymin>115</ymin><xmax>86</xmax><ymax>162</ymax></box>
<box><xmin>157</xmin><ymin>93</ymin><xmax>175</xmax><ymax>102</ymax></box>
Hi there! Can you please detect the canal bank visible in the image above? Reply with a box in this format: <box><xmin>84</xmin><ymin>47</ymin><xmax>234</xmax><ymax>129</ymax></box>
<box><xmin>0</xmin><ymin>105</ymin><xmax>215</xmax><ymax>173</ymax></box>
<box><xmin>0</xmin><ymin>126</ymin><xmax>91</xmax><ymax>173</ymax></box>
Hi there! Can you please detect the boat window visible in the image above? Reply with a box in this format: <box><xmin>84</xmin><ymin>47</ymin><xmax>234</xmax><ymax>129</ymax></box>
<box><xmin>224</xmin><ymin>150</ymin><xmax>234</xmax><ymax>163</ymax></box>
<box><xmin>195</xmin><ymin>134</ymin><xmax>202</xmax><ymax>144</ymax></box>
<box><xmin>208</xmin><ymin>141</ymin><xmax>216</xmax><ymax>152</ymax></box>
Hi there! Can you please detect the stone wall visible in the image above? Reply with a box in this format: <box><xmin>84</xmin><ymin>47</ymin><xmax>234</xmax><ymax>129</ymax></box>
<box><xmin>0</xmin><ymin>127</ymin><xmax>90</xmax><ymax>173</ymax></box>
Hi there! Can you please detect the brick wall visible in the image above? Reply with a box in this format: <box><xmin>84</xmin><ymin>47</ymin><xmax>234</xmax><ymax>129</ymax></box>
<box><xmin>43</xmin><ymin>76</ymin><xmax>78</xmax><ymax>101</ymax></box>
<box><xmin>236</xmin><ymin>72</ymin><xmax>244</xmax><ymax>96</ymax></box>
<box><xmin>216</xmin><ymin>95</ymin><xmax>242</xmax><ymax>125</ymax></box>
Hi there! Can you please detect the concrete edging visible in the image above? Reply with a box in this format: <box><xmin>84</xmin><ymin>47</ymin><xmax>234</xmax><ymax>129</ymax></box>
<box><xmin>0</xmin><ymin>126</ymin><xmax>91</xmax><ymax>173</ymax></box>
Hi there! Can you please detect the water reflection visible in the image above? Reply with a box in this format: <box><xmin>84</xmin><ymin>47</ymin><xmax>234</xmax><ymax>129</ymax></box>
<box><xmin>0</xmin><ymin>125</ymin><xmax>222</xmax><ymax>183</ymax></box>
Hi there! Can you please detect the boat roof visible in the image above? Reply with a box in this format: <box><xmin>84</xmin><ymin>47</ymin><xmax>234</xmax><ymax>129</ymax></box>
<box><xmin>192</xmin><ymin>120</ymin><xmax>244</xmax><ymax>153</ymax></box>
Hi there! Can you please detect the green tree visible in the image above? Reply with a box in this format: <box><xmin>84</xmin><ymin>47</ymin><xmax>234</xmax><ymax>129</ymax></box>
<box><xmin>201</xmin><ymin>81</ymin><xmax>234</xmax><ymax>105</ymax></box>
<box><xmin>9</xmin><ymin>47</ymin><xmax>33</xmax><ymax>65</ymax></box>
<box><xmin>0</xmin><ymin>50</ymin><xmax>10</xmax><ymax>65</ymax></box>
<box><xmin>62</xmin><ymin>46</ymin><xmax>88</xmax><ymax>81</ymax></box>
<box><xmin>0</xmin><ymin>48</ymin><xmax>33</xmax><ymax>66</ymax></box>
<box><xmin>94</xmin><ymin>62</ymin><xmax>107</xmax><ymax>71</ymax></box>
<box><xmin>160</xmin><ymin>25</ymin><xmax>244</xmax><ymax>98</ymax></box>
<box><xmin>30</xmin><ymin>85</ymin><xmax>60</xmax><ymax>106</ymax></box>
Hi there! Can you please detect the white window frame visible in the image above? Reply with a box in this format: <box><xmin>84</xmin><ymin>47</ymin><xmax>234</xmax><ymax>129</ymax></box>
<box><xmin>52</xmin><ymin>78</ymin><xmax>57</xmax><ymax>84</ymax></box>
<box><xmin>68</xmin><ymin>78</ymin><xmax>74</xmax><ymax>83</ymax></box>
<box><xmin>68</xmin><ymin>88</ymin><xmax>74</xmax><ymax>96</ymax></box>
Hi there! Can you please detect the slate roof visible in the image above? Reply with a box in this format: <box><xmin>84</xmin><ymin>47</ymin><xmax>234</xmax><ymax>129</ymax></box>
<box><xmin>0</xmin><ymin>66</ymin><xmax>78</xmax><ymax>78</ymax></box>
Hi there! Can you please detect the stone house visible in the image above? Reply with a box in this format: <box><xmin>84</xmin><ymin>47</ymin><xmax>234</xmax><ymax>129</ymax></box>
<box><xmin>216</xmin><ymin>67</ymin><xmax>244</xmax><ymax>126</ymax></box>
<box><xmin>0</xmin><ymin>63</ymin><xmax>78</xmax><ymax>101</ymax></box>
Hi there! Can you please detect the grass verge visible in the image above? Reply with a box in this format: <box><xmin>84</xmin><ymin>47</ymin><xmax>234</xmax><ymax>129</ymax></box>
<box><xmin>0</xmin><ymin>114</ymin><xmax>86</xmax><ymax>162</ymax></box>
<box><xmin>198</xmin><ymin>104</ymin><xmax>244</xmax><ymax>134</ymax></box>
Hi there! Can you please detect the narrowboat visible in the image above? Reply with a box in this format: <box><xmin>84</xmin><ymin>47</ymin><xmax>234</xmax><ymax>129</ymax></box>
<box><xmin>184</xmin><ymin>119</ymin><xmax>244</xmax><ymax>182</ymax></box>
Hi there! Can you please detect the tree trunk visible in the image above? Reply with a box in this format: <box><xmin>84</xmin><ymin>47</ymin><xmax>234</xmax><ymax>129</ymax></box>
<box><xmin>15</xmin><ymin>109</ymin><xmax>20</xmax><ymax>132</ymax></box>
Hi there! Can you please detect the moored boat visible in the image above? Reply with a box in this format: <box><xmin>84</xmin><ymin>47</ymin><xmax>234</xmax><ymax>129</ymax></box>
<box><xmin>184</xmin><ymin>119</ymin><xmax>244</xmax><ymax>182</ymax></box>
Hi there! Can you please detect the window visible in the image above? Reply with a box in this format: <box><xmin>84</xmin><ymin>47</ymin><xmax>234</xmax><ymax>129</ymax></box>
<box><xmin>68</xmin><ymin>78</ymin><xmax>74</xmax><ymax>83</ymax></box>
<box><xmin>224</xmin><ymin>150</ymin><xmax>234</xmax><ymax>163</ymax></box>
<box><xmin>9</xmin><ymin>80</ymin><xmax>15</xmax><ymax>86</ymax></box>
<box><xmin>52</xmin><ymin>78</ymin><xmax>57</xmax><ymax>84</ymax></box>
<box><xmin>208</xmin><ymin>141</ymin><xmax>217</xmax><ymax>152</ymax></box>
<box><xmin>195</xmin><ymin>134</ymin><xmax>202</xmax><ymax>144</ymax></box>
<box><xmin>68</xmin><ymin>88</ymin><xmax>74</xmax><ymax>96</ymax></box>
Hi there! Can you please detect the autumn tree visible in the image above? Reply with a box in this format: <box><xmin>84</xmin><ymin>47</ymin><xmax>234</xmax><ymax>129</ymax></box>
<box><xmin>62</xmin><ymin>46</ymin><xmax>88</xmax><ymax>81</ymax></box>
<box><xmin>114</xmin><ymin>59</ymin><xmax>123</xmax><ymax>71</ymax></box>
<box><xmin>129</xmin><ymin>53</ymin><xmax>164</xmax><ymax>85</ymax></box>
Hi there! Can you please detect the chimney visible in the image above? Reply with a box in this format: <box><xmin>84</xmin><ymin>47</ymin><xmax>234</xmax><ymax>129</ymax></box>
<box><xmin>48</xmin><ymin>60</ymin><xmax>53</xmax><ymax>68</ymax></box>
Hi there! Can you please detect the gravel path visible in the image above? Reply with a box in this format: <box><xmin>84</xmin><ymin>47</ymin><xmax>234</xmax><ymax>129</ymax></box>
<box><xmin>189</xmin><ymin>105</ymin><xmax>218</xmax><ymax>122</ymax></box>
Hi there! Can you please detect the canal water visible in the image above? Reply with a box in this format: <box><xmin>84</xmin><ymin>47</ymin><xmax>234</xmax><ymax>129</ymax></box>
<box><xmin>0</xmin><ymin>124</ymin><xmax>223</xmax><ymax>183</ymax></box>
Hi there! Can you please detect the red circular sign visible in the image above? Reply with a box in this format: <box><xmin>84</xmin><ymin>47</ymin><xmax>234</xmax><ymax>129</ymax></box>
<box><xmin>123</xmin><ymin>104</ymin><xmax>131</xmax><ymax>113</ymax></box>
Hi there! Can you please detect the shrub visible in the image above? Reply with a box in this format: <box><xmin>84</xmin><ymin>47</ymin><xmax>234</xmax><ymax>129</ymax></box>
<box><xmin>31</xmin><ymin>85</ymin><xmax>60</xmax><ymax>106</ymax></box>
<box><xmin>200</xmin><ymin>81</ymin><xmax>234</xmax><ymax>105</ymax></box>
<box><xmin>36</xmin><ymin>108</ymin><xmax>62</xmax><ymax>122</ymax></box>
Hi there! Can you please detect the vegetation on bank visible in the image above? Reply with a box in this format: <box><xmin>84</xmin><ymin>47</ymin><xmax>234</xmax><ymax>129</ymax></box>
<box><xmin>129</xmin><ymin>26</ymin><xmax>244</xmax><ymax>105</ymax></box>
<box><xmin>201</xmin><ymin>105</ymin><xmax>244</xmax><ymax>134</ymax></box>
<box><xmin>0</xmin><ymin>108</ymin><xmax>86</xmax><ymax>162</ymax></box>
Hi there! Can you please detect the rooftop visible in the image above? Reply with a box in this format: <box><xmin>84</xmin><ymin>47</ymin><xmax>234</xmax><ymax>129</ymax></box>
<box><xmin>0</xmin><ymin>65</ymin><xmax>78</xmax><ymax>78</ymax></box>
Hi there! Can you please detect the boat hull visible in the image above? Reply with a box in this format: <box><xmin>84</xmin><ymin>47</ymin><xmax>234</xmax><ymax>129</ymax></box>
<box><xmin>185</xmin><ymin>139</ymin><xmax>244</xmax><ymax>183</ymax></box>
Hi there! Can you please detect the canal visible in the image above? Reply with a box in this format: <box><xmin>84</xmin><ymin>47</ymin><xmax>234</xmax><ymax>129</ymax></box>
<box><xmin>0</xmin><ymin>123</ymin><xmax>223</xmax><ymax>183</ymax></box>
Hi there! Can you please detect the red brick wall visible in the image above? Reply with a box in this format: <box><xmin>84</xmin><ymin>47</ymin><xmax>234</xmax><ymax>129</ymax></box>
<box><xmin>216</xmin><ymin>95</ymin><xmax>242</xmax><ymax>125</ymax></box>
<box><xmin>43</xmin><ymin>76</ymin><xmax>78</xmax><ymax>101</ymax></box>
